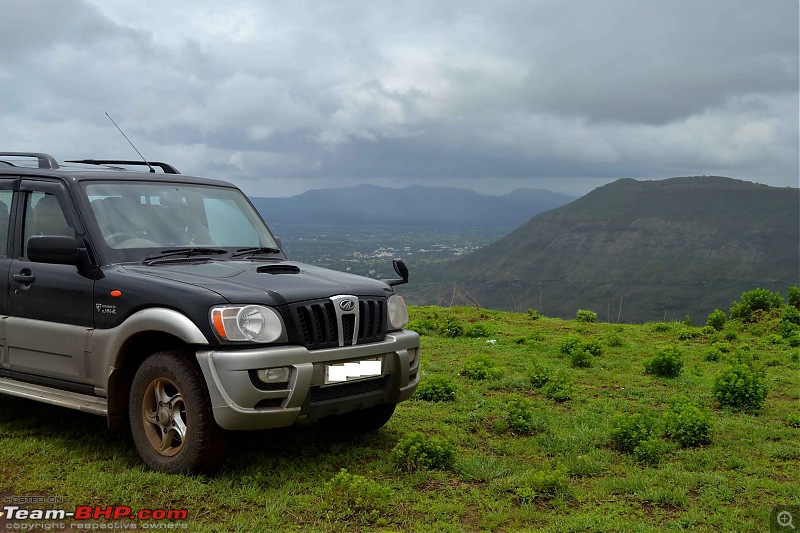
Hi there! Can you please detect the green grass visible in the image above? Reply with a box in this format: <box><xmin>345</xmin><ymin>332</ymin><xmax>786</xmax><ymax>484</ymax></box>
<box><xmin>1</xmin><ymin>305</ymin><xmax>798</xmax><ymax>531</ymax></box>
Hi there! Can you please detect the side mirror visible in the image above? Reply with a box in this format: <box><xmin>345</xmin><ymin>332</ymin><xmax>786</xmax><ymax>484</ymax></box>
<box><xmin>383</xmin><ymin>258</ymin><xmax>409</xmax><ymax>286</ymax></box>
<box><xmin>27</xmin><ymin>236</ymin><xmax>86</xmax><ymax>266</ymax></box>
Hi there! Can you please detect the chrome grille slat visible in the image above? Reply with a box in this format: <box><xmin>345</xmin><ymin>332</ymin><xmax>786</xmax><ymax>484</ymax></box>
<box><xmin>289</xmin><ymin>297</ymin><xmax>387</xmax><ymax>350</ymax></box>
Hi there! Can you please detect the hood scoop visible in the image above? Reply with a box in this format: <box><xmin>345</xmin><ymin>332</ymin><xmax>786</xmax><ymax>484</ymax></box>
<box><xmin>257</xmin><ymin>264</ymin><xmax>301</xmax><ymax>275</ymax></box>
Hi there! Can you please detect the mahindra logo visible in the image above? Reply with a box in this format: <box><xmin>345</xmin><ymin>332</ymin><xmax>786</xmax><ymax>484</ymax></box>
<box><xmin>338</xmin><ymin>299</ymin><xmax>356</xmax><ymax>312</ymax></box>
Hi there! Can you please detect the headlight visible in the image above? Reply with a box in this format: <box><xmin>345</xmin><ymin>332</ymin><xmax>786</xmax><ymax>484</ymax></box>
<box><xmin>210</xmin><ymin>305</ymin><xmax>285</xmax><ymax>343</ymax></box>
<box><xmin>387</xmin><ymin>294</ymin><xmax>409</xmax><ymax>330</ymax></box>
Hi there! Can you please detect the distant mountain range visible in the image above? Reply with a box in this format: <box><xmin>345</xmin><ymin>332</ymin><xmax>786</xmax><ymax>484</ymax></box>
<box><xmin>251</xmin><ymin>185</ymin><xmax>575</xmax><ymax>230</ymax></box>
<box><xmin>406</xmin><ymin>176</ymin><xmax>800</xmax><ymax>323</ymax></box>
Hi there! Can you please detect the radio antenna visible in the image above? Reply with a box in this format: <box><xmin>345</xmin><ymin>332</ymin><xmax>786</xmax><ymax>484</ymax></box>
<box><xmin>105</xmin><ymin>112</ymin><xmax>155</xmax><ymax>173</ymax></box>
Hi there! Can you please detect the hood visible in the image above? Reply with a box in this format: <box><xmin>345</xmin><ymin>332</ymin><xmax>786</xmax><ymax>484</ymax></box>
<box><xmin>122</xmin><ymin>260</ymin><xmax>393</xmax><ymax>306</ymax></box>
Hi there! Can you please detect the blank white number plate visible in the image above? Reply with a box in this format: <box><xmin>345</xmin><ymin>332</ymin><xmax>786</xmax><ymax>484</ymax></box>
<box><xmin>325</xmin><ymin>357</ymin><xmax>383</xmax><ymax>384</ymax></box>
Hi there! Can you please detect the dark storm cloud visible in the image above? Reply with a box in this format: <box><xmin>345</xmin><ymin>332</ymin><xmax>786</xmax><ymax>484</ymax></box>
<box><xmin>0</xmin><ymin>0</ymin><xmax>796</xmax><ymax>196</ymax></box>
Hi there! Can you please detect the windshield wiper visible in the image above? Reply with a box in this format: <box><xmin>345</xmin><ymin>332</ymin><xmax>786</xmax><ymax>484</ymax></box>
<box><xmin>231</xmin><ymin>246</ymin><xmax>282</xmax><ymax>259</ymax></box>
<box><xmin>142</xmin><ymin>247</ymin><xmax>230</xmax><ymax>264</ymax></box>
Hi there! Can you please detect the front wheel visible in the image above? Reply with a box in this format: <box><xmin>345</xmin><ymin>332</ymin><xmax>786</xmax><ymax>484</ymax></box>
<box><xmin>129</xmin><ymin>350</ymin><xmax>225</xmax><ymax>474</ymax></box>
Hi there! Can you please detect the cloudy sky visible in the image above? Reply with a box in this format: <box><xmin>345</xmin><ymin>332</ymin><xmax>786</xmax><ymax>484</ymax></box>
<box><xmin>1</xmin><ymin>0</ymin><xmax>797</xmax><ymax>198</ymax></box>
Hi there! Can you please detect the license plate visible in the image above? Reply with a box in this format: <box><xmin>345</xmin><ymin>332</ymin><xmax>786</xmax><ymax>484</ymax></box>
<box><xmin>324</xmin><ymin>357</ymin><xmax>383</xmax><ymax>384</ymax></box>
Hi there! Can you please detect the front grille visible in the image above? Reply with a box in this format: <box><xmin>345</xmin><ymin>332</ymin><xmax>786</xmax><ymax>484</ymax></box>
<box><xmin>308</xmin><ymin>376</ymin><xmax>389</xmax><ymax>403</ymax></box>
<box><xmin>290</xmin><ymin>297</ymin><xmax>386</xmax><ymax>350</ymax></box>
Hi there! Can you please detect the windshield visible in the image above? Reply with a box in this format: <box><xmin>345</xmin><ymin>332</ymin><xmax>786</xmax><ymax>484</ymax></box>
<box><xmin>83</xmin><ymin>182</ymin><xmax>279</xmax><ymax>262</ymax></box>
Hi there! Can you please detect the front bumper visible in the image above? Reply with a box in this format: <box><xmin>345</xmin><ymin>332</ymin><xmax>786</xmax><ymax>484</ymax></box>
<box><xmin>195</xmin><ymin>329</ymin><xmax>420</xmax><ymax>430</ymax></box>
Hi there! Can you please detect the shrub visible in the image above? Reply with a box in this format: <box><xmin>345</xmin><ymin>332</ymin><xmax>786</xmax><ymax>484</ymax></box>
<box><xmin>570</xmin><ymin>347</ymin><xmax>593</xmax><ymax>368</ymax></box>
<box><xmin>781</xmin><ymin>305</ymin><xmax>800</xmax><ymax>325</ymax></box>
<box><xmin>609</xmin><ymin>412</ymin><xmax>659</xmax><ymax>454</ymax></box>
<box><xmin>508</xmin><ymin>467</ymin><xmax>570</xmax><ymax>502</ymax></box>
<box><xmin>677</xmin><ymin>328</ymin><xmax>700</xmax><ymax>340</ymax></box>
<box><xmin>441</xmin><ymin>318</ymin><xmax>464</xmax><ymax>338</ymax></box>
<box><xmin>465</xmin><ymin>323</ymin><xmax>492</xmax><ymax>338</ymax></box>
<box><xmin>606</xmin><ymin>332</ymin><xmax>625</xmax><ymax>347</ymax></box>
<box><xmin>729</xmin><ymin>288</ymin><xmax>784</xmax><ymax>322</ymax></box>
<box><xmin>681</xmin><ymin>315</ymin><xmax>693</xmax><ymax>326</ymax></box>
<box><xmin>779</xmin><ymin>320</ymin><xmax>800</xmax><ymax>339</ymax></box>
<box><xmin>704</xmin><ymin>347</ymin><xmax>722</xmax><ymax>362</ymax></box>
<box><xmin>405</xmin><ymin>318</ymin><xmax>437</xmax><ymax>336</ymax></box>
<box><xmin>706</xmin><ymin>309</ymin><xmax>726</xmax><ymax>331</ymax></box>
<box><xmin>559</xmin><ymin>334</ymin><xmax>582</xmax><ymax>356</ymax></box>
<box><xmin>415</xmin><ymin>375</ymin><xmax>457</xmax><ymax>402</ymax></box>
<box><xmin>527</xmin><ymin>308</ymin><xmax>541</xmax><ymax>320</ymax></box>
<box><xmin>652</xmin><ymin>322</ymin><xmax>672</xmax><ymax>332</ymax></box>
<box><xmin>325</xmin><ymin>469</ymin><xmax>392</xmax><ymax>523</ymax></box>
<box><xmin>644</xmin><ymin>345</ymin><xmax>684</xmax><ymax>378</ymax></box>
<box><xmin>527</xmin><ymin>360</ymin><xmax>550</xmax><ymax>388</ymax></box>
<box><xmin>504</xmin><ymin>395</ymin><xmax>539</xmax><ymax>435</ymax></box>
<box><xmin>633</xmin><ymin>438</ymin><xmax>663</xmax><ymax>466</ymax></box>
<box><xmin>543</xmin><ymin>371</ymin><xmax>573</xmax><ymax>401</ymax></box>
<box><xmin>392</xmin><ymin>432</ymin><xmax>456</xmax><ymax>471</ymax></box>
<box><xmin>712</xmin><ymin>364</ymin><xmax>768</xmax><ymax>412</ymax></box>
<box><xmin>664</xmin><ymin>399</ymin><xmax>713</xmax><ymax>447</ymax></box>
<box><xmin>462</xmin><ymin>354</ymin><xmax>503</xmax><ymax>380</ymax></box>
<box><xmin>576</xmin><ymin>309</ymin><xmax>597</xmax><ymax>323</ymax></box>
<box><xmin>786</xmin><ymin>413</ymin><xmax>800</xmax><ymax>428</ymax></box>
<box><xmin>789</xmin><ymin>286</ymin><xmax>800</xmax><ymax>309</ymax></box>
<box><xmin>700</xmin><ymin>325</ymin><xmax>716</xmax><ymax>336</ymax></box>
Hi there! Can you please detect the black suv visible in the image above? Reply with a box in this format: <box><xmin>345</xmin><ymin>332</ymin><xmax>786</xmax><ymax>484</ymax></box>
<box><xmin>0</xmin><ymin>152</ymin><xmax>420</xmax><ymax>473</ymax></box>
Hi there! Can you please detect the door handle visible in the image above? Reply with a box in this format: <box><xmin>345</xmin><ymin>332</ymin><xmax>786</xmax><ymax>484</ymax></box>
<box><xmin>13</xmin><ymin>269</ymin><xmax>35</xmax><ymax>286</ymax></box>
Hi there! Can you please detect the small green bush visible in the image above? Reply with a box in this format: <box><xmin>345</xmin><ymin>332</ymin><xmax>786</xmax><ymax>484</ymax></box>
<box><xmin>707</xmin><ymin>309</ymin><xmax>726</xmax><ymax>330</ymax></box>
<box><xmin>788</xmin><ymin>286</ymin><xmax>800</xmax><ymax>309</ymax></box>
<box><xmin>415</xmin><ymin>375</ymin><xmax>457</xmax><ymax>402</ymax></box>
<box><xmin>681</xmin><ymin>315</ymin><xmax>693</xmax><ymax>326</ymax></box>
<box><xmin>527</xmin><ymin>360</ymin><xmax>550</xmax><ymax>388</ymax></box>
<box><xmin>712</xmin><ymin>364</ymin><xmax>768</xmax><ymax>412</ymax></box>
<box><xmin>677</xmin><ymin>328</ymin><xmax>700</xmax><ymax>340</ymax></box>
<box><xmin>405</xmin><ymin>318</ymin><xmax>438</xmax><ymax>336</ymax></box>
<box><xmin>609</xmin><ymin>412</ymin><xmax>659</xmax><ymax>454</ymax></box>
<box><xmin>543</xmin><ymin>371</ymin><xmax>573</xmax><ymax>401</ymax></box>
<box><xmin>527</xmin><ymin>308</ymin><xmax>541</xmax><ymax>320</ymax></box>
<box><xmin>559</xmin><ymin>334</ymin><xmax>582</xmax><ymax>356</ymax></box>
<box><xmin>700</xmin><ymin>325</ymin><xmax>716</xmax><ymax>335</ymax></box>
<box><xmin>605</xmin><ymin>332</ymin><xmax>625</xmax><ymax>347</ymax></box>
<box><xmin>633</xmin><ymin>438</ymin><xmax>662</xmax><ymax>466</ymax></box>
<box><xmin>508</xmin><ymin>467</ymin><xmax>570</xmax><ymax>502</ymax></box>
<box><xmin>576</xmin><ymin>309</ymin><xmax>597</xmax><ymax>323</ymax></box>
<box><xmin>441</xmin><ymin>318</ymin><xmax>465</xmax><ymax>338</ymax></box>
<box><xmin>652</xmin><ymin>322</ymin><xmax>672</xmax><ymax>332</ymax></box>
<box><xmin>644</xmin><ymin>345</ymin><xmax>684</xmax><ymax>378</ymax></box>
<box><xmin>570</xmin><ymin>348</ymin><xmax>593</xmax><ymax>368</ymax></box>
<box><xmin>664</xmin><ymin>399</ymin><xmax>713</xmax><ymax>447</ymax></box>
<box><xmin>504</xmin><ymin>394</ymin><xmax>539</xmax><ymax>435</ymax></box>
<box><xmin>729</xmin><ymin>288</ymin><xmax>784</xmax><ymax>322</ymax></box>
<box><xmin>786</xmin><ymin>413</ymin><xmax>800</xmax><ymax>428</ymax></box>
<box><xmin>465</xmin><ymin>323</ymin><xmax>492</xmax><ymax>338</ymax></box>
<box><xmin>325</xmin><ymin>469</ymin><xmax>392</xmax><ymax>523</ymax></box>
<box><xmin>392</xmin><ymin>432</ymin><xmax>456</xmax><ymax>471</ymax></box>
<box><xmin>704</xmin><ymin>347</ymin><xmax>722</xmax><ymax>362</ymax></box>
<box><xmin>462</xmin><ymin>354</ymin><xmax>503</xmax><ymax>380</ymax></box>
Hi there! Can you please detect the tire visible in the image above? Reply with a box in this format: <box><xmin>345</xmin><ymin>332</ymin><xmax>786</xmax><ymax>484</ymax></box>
<box><xmin>324</xmin><ymin>403</ymin><xmax>397</xmax><ymax>433</ymax></box>
<box><xmin>129</xmin><ymin>350</ymin><xmax>225</xmax><ymax>474</ymax></box>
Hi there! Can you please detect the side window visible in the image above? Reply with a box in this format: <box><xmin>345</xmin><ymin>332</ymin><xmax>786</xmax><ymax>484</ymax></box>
<box><xmin>0</xmin><ymin>190</ymin><xmax>12</xmax><ymax>257</ymax></box>
<box><xmin>23</xmin><ymin>192</ymin><xmax>74</xmax><ymax>257</ymax></box>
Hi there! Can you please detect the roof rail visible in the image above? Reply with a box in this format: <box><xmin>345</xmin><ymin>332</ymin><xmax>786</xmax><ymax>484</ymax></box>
<box><xmin>65</xmin><ymin>159</ymin><xmax>181</xmax><ymax>174</ymax></box>
<box><xmin>0</xmin><ymin>152</ymin><xmax>59</xmax><ymax>169</ymax></box>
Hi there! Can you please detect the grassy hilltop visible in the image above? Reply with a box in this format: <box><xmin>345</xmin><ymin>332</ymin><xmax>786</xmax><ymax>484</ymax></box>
<box><xmin>0</xmin><ymin>290</ymin><xmax>798</xmax><ymax>531</ymax></box>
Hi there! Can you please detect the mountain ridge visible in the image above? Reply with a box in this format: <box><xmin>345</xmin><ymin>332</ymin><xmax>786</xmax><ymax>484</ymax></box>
<box><xmin>407</xmin><ymin>176</ymin><xmax>799</xmax><ymax>322</ymax></box>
